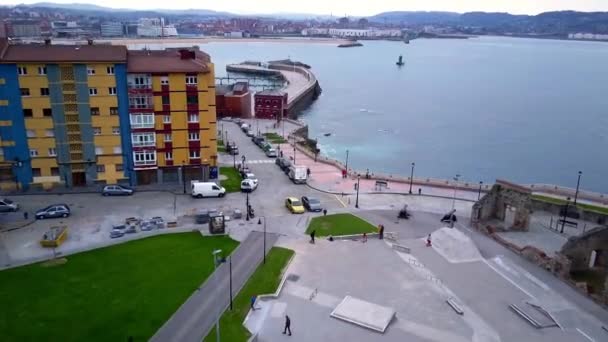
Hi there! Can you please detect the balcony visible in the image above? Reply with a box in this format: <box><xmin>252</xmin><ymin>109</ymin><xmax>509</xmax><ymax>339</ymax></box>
<box><xmin>132</xmin><ymin>141</ymin><xmax>156</xmax><ymax>148</ymax></box>
<box><xmin>134</xmin><ymin>160</ymin><xmax>156</xmax><ymax>167</ymax></box>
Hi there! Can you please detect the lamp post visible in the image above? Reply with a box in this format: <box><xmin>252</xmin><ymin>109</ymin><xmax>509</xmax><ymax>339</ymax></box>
<box><xmin>561</xmin><ymin>197</ymin><xmax>571</xmax><ymax>234</ymax></box>
<box><xmin>258</xmin><ymin>216</ymin><xmax>267</xmax><ymax>264</ymax></box>
<box><xmin>478</xmin><ymin>181</ymin><xmax>483</xmax><ymax>200</ymax></box>
<box><xmin>225</xmin><ymin>130</ymin><xmax>228</xmax><ymax>144</ymax></box>
<box><xmin>355</xmin><ymin>174</ymin><xmax>361</xmax><ymax>208</ymax></box>
<box><xmin>212</xmin><ymin>249</ymin><xmax>223</xmax><ymax>342</ymax></box>
<box><xmin>409</xmin><ymin>162</ymin><xmax>415</xmax><ymax>194</ymax></box>
<box><xmin>345</xmin><ymin>150</ymin><xmax>349</xmax><ymax>175</ymax></box>
<box><xmin>182</xmin><ymin>161</ymin><xmax>186</xmax><ymax>194</ymax></box>
<box><xmin>452</xmin><ymin>174</ymin><xmax>460</xmax><ymax>210</ymax></box>
<box><xmin>574</xmin><ymin>171</ymin><xmax>582</xmax><ymax>206</ymax></box>
<box><xmin>232</xmin><ymin>151</ymin><xmax>236</xmax><ymax>168</ymax></box>
<box><xmin>246</xmin><ymin>191</ymin><xmax>250</xmax><ymax>221</ymax></box>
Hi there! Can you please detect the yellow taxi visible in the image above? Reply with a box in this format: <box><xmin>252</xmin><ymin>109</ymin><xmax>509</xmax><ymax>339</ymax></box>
<box><xmin>285</xmin><ymin>197</ymin><xmax>305</xmax><ymax>214</ymax></box>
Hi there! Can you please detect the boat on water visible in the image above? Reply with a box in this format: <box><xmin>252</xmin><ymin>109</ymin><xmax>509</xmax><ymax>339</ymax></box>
<box><xmin>396</xmin><ymin>55</ymin><xmax>405</xmax><ymax>66</ymax></box>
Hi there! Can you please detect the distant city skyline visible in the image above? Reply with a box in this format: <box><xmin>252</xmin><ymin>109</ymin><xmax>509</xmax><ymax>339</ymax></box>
<box><xmin>7</xmin><ymin>0</ymin><xmax>608</xmax><ymax>16</ymax></box>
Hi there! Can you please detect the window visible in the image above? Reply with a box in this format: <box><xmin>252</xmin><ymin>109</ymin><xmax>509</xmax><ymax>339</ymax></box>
<box><xmin>133</xmin><ymin>151</ymin><xmax>156</xmax><ymax>165</ymax></box>
<box><xmin>186</xmin><ymin>95</ymin><xmax>198</xmax><ymax>105</ymax></box>
<box><xmin>165</xmin><ymin>152</ymin><xmax>173</xmax><ymax>160</ymax></box>
<box><xmin>18</xmin><ymin>67</ymin><xmax>27</xmax><ymax>75</ymax></box>
<box><xmin>51</xmin><ymin>167</ymin><xmax>59</xmax><ymax>176</ymax></box>
<box><xmin>23</xmin><ymin>109</ymin><xmax>33</xmax><ymax>117</ymax></box>
<box><xmin>20</xmin><ymin>88</ymin><xmax>30</xmax><ymax>96</ymax></box>
<box><xmin>45</xmin><ymin>129</ymin><xmax>54</xmax><ymax>137</ymax></box>
<box><xmin>48</xmin><ymin>148</ymin><xmax>57</xmax><ymax>156</ymax></box>
<box><xmin>26</xmin><ymin>130</ymin><xmax>35</xmax><ymax>138</ymax></box>
<box><xmin>38</xmin><ymin>66</ymin><xmax>47</xmax><ymax>75</ymax></box>
<box><xmin>40</xmin><ymin>88</ymin><xmax>50</xmax><ymax>96</ymax></box>
<box><xmin>89</xmin><ymin>88</ymin><xmax>98</xmax><ymax>96</ymax></box>
<box><xmin>162</xmin><ymin>95</ymin><xmax>170</xmax><ymax>105</ymax></box>
<box><xmin>95</xmin><ymin>147</ymin><xmax>103</xmax><ymax>155</ymax></box>
<box><xmin>129</xmin><ymin>96</ymin><xmax>152</xmax><ymax>108</ymax></box>
<box><xmin>90</xmin><ymin>107</ymin><xmax>100</xmax><ymax>116</ymax></box>
<box><xmin>113</xmin><ymin>146</ymin><xmax>122</xmax><ymax>154</ymax></box>
<box><xmin>129</xmin><ymin>75</ymin><xmax>151</xmax><ymax>88</ymax></box>
<box><xmin>188</xmin><ymin>113</ymin><xmax>199</xmax><ymax>123</ymax></box>
<box><xmin>110</xmin><ymin>107</ymin><xmax>118</xmax><ymax>115</ymax></box>
<box><xmin>130</xmin><ymin>114</ymin><xmax>154</xmax><ymax>128</ymax></box>
<box><xmin>107</xmin><ymin>66</ymin><xmax>115</xmax><ymax>75</ymax></box>
<box><xmin>160</xmin><ymin>77</ymin><xmax>169</xmax><ymax>85</ymax></box>
<box><xmin>43</xmin><ymin>108</ymin><xmax>52</xmax><ymax>117</ymax></box>
<box><xmin>93</xmin><ymin>127</ymin><xmax>101</xmax><ymax>135</ymax></box>
<box><xmin>132</xmin><ymin>133</ymin><xmax>155</xmax><ymax>147</ymax></box>
<box><xmin>164</xmin><ymin>133</ymin><xmax>172</xmax><ymax>142</ymax></box>
<box><xmin>185</xmin><ymin>76</ymin><xmax>197</xmax><ymax>85</ymax></box>
<box><xmin>30</xmin><ymin>149</ymin><xmax>38</xmax><ymax>157</ymax></box>
<box><xmin>116</xmin><ymin>164</ymin><xmax>124</xmax><ymax>171</ymax></box>
<box><xmin>108</xmin><ymin>87</ymin><xmax>117</xmax><ymax>95</ymax></box>
<box><xmin>188</xmin><ymin>132</ymin><xmax>200</xmax><ymax>141</ymax></box>
<box><xmin>87</xmin><ymin>67</ymin><xmax>96</xmax><ymax>75</ymax></box>
<box><xmin>163</xmin><ymin>115</ymin><xmax>171</xmax><ymax>124</ymax></box>
<box><xmin>189</xmin><ymin>150</ymin><xmax>200</xmax><ymax>159</ymax></box>
<box><xmin>96</xmin><ymin>165</ymin><xmax>105</xmax><ymax>173</ymax></box>
<box><xmin>32</xmin><ymin>168</ymin><xmax>41</xmax><ymax>177</ymax></box>
<box><xmin>112</xmin><ymin>127</ymin><xmax>120</xmax><ymax>135</ymax></box>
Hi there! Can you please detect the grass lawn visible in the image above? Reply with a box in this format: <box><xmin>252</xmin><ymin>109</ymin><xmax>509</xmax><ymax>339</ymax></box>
<box><xmin>204</xmin><ymin>247</ymin><xmax>294</xmax><ymax>342</ymax></box>
<box><xmin>532</xmin><ymin>195</ymin><xmax>608</xmax><ymax>215</ymax></box>
<box><xmin>0</xmin><ymin>233</ymin><xmax>239</xmax><ymax>342</ymax></box>
<box><xmin>305</xmin><ymin>213</ymin><xmax>378</xmax><ymax>237</ymax></box>
<box><xmin>262</xmin><ymin>132</ymin><xmax>287</xmax><ymax>144</ymax></box>
<box><xmin>220</xmin><ymin>167</ymin><xmax>242</xmax><ymax>193</ymax></box>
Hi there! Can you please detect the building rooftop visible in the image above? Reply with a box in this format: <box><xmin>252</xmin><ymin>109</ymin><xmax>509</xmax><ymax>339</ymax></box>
<box><xmin>255</xmin><ymin>89</ymin><xmax>286</xmax><ymax>97</ymax></box>
<box><xmin>0</xmin><ymin>39</ymin><xmax>127</xmax><ymax>63</ymax></box>
<box><xmin>127</xmin><ymin>48</ymin><xmax>211</xmax><ymax>73</ymax></box>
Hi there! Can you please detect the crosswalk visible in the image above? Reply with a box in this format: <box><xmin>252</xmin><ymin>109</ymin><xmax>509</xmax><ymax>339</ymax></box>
<box><xmin>244</xmin><ymin>159</ymin><xmax>276</xmax><ymax>164</ymax></box>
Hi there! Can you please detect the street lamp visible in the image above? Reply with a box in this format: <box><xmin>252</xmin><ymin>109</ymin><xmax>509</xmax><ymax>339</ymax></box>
<box><xmin>561</xmin><ymin>197</ymin><xmax>571</xmax><ymax>234</ymax></box>
<box><xmin>258</xmin><ymin>216</ymin><xmax>267</xmax><ymax>264</ymax></box>
<box><xmin>345</xmin><ymin>150</ymin><xmax>349</xmax><ymax>175</ymax></box>
<box><xmin>355</xmin><ymin>174</ymin><xmax>361</xmax><ymax>208</ymax></box>
<box><xmin>478</xmin><ymin>181</ymin><xmax>483</xmax><ymax>200</ymax></box>
<box><xmin>574</xmin><ymin>171</ymin><xmax>582</xmax><ymax>206</ymax></box>
<box><xmin>232</xmin><ymin>151</ymin><xmax>236</xmax><ymax>168</ymax></box>
<box><xmin>452</xmin><ymin>174</ymin><xmax>460</xmax><ymax>210</ymax></box>
<box><xmin>409</xmin><ymin>162</ymin><xmax>415</xmax><ymax>194</ymax></box>
<box><xmin>246</xmin><ymin>191</ymin><xmax>250</xmax><ymax>221</ymax></box>
<box><xmin>212</xmin><ymin>249</ymin><xmax>223</xmax><ymax>342</ymax></box>
<box><xmin>182</xmin><ymin>161</ymin><xmax>186</xmax><ymax>194</ymax></box>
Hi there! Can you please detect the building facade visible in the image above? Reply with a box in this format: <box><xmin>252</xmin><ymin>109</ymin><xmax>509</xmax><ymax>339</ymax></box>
<box><xmin>254</xmin><ymin>90</ymin><xmax>287</xmax><ymax>120</ymax></box>
<box><xmin>101</xmin><ymin>22</ymin><xmax>124</xmax><ymax>37</ymax></box>
<box><xmin>0</xmin><ymin>39</ymin><xmax>217</xmax><ymax>190</ymax></box>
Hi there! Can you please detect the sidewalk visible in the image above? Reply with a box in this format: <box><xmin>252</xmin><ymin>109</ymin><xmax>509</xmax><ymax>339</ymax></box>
<box><xmin>150</xmin><ymin>231</ymin><xmax>279</xmax><ymax>342</ymax></box>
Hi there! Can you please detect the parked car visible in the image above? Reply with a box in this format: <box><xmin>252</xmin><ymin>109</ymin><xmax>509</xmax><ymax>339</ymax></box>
<box><xmin>252</xmin><ymin>136</ymin><xmax>265</xmax><ymax>145</ymax></box>
<box><xmin>276</xmin><ymin>157</ymin><xmax>291</xmax><ymax>172</ymax></box>
<box><xmin>288</xmin><ymin>165</ymin><xmax>307</xmax><ymax>184</ymax></box>
<box><xmin>110</xmin><ymin>230</ymin><xmax>124</xmax><ymax>238</ymax></box>
<box><xmin>228</xmin><ymin>145</ymin><xmax>239</xmax><ymax>155</ymax></box>
<box><xmin>285</xmin><ymin>197</ymin><xmax>305</xmax><ymax>214</ymax></box>
<box><xmin>261</xmin><ymin>142</ymin><xmax>273</xmax><ymax>152</ymax></box>
<box><xmin>266</xmin><ymin>148</ymin><xmax>277</xmax><ymax>158</ymax></box>
<box><xmin>255</xmin><ymin>138</ymin><xmax>268</xmax><ymax>148</ymax></box>
<box><xmin>241</xmin><ymin>179</ymin><xmax>258</xmax><ymax>192</ymax></box>
<box><xmin>0</xmin><ymin>198</ymin><xmax>19</xmax><ymax>212</ymax></box>
<box><xmin>246</xmin><ymin>129</ymin><xmax>255</xmax><ymax>137</ymax></box>
<box><xmin>35</xmin><ymin>204</ymin><xmax>71</xmax><ymax>219</ymax></box>
<box><xmin>302</xmin><ymin>196</ymin><xmax>323</xmax><ymax>212</ymax></box>
<box><xmin>195</xmin><ymin>209</ymin><xmax>214</xmax><ymax>224</ymax></box>
<box><xmin>241</xmin><ymin>123</ymin><xmax>250</xmax><ymax>132</ymax></box>
<box><xmin>234</xmin><ymin>118</ymin><xmax>242</xmax><ymax>125</ymax></box>
<box><xmin>102</xmin><ymin>184</ymin><xmax>134</xmax><ymax>196</ymax></box>
<box><xmin>191</xmin><ymin>181</ymin><xmax>226</xmax><ymax>198</ymax></box>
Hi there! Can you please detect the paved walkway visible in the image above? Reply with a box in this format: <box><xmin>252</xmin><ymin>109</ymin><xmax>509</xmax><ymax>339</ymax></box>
<box><xmin>150</xmin><ymin>231</ymin><xmax>279</xmax><ymax>342</ymax></box>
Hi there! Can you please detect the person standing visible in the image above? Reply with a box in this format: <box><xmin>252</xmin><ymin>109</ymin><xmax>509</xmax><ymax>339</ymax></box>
<box><xmin>283</xmin><ymin>314</ymin><xmax>292</xmax><ymax>336</ymax></box>
<box><xmin>379</xmin><ymin>224</ymin><xmax>384</xmax><ymax>240</ymax></box>
<box><xmin>310</xmin><ymin>230</ymin><xmax>316</xmax><ymax>244</ymax></box>
<box><xmin>426</xmin><ymin>234</ymin><xmax>432</xmax><ymax>247</ymax></box>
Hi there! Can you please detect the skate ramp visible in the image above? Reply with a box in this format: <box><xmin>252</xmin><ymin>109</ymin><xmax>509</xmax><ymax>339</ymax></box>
<box><xmin>430</xmin><ymin>227</ymin><xmax>483</xmax><ymax>263</ymax></box>
<box><xmin>330</xmin><ymin>295</ymin><xmax>396</xmax><ymax>333</ymax></box>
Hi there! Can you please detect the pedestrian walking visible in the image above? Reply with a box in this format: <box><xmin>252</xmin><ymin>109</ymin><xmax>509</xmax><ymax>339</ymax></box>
<box><xmin>280</xmin><ymin>150</ymin><xmax>284</xmax><ymax>158</ymax></box>
<box><xmin>307</xmin><ymin>167</ymin><xmax>311</xmax><ymax>177</ymax></box>
<box><xmin>310</xmin><ymin>230</ymin><xmax>316</xmax><ymax>244</ymax></box>
<box><xmin>23</xmin><ymin>211</ymin><xmax>28</xmax><ymax>220</ymax></box>
<box><xmin>418</xmin><ymin>188</ymin><xmax>422</xmax><ymax>195</ymax></box>
<box><xmin>283</xmin><ymin>314</ymin><xmax>292</xmax><ymax>336</ymax></box>
<box><xmin>426</xmin><ymin>234</ymin><xmax>432</xmax><ymax>247</ymax></box>
<box><xmin>250</xmin><ymin>295</ymin><xmax>257</xmax><ymax>311</ymax></box>
<box><xmin>341</xmin><ymin>169</ymin><xmax>347</xmax><ymax>179</ymax></box>
<box><xmin>362</xmin><ymin>233</ymin><xmax>367</xmax><ymax>243</ymax></box>
<box><xmin>378</xmin><ymin>224</ymin><xmax>384</xmax><ymax>240</ymax></box>
<box><xmin>323</xmin><ymin>209</ymin><xmax>327</xmax><ymax>216</ymax></box>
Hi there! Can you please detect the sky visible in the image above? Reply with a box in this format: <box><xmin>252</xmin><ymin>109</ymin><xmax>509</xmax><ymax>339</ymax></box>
<box><xmin>8</xmin><ymin>0</ymin><xmax>608</xmax><ymax>16</ymax></box>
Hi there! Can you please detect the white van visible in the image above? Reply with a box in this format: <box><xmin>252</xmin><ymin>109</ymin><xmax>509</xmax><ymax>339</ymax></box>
<box><xmin>191</xmin><ymin>182</ymin><xmax>226</xmax><ymax>198</ymax></box>
<box><xmin>288</xmin><ymin>165</ymin><xmax>307</xmax><ymax>184</ymax></box>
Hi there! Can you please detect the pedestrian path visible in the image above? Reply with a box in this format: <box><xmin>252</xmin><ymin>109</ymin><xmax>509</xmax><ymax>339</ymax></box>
<box><xmin>246</xmin><ymin>159</ymin><xmax>275</xmax><ymax>164</ymax></box>
<box><xmin>150</xmin><ymin>231</ymin><xmax>279</xmax><ymax>342</ymax></box>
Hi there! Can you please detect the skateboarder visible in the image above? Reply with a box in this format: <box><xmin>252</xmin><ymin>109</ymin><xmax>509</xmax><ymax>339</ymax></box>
<box><xmin>283</xmin><ymin>314</ymin><xmax>292</xmax><ymax>336</ymax></box>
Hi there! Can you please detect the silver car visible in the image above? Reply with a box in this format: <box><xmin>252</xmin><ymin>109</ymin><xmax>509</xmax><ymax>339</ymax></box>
<box><xmin>102</xmin><ymin>185</ymin><xmax>134</xmax><ymax>196</ymax></box>
<box><xmin>0</xmin><ymin>198</ymin><xmax>19</xmax><ymax>212</ymax></box>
